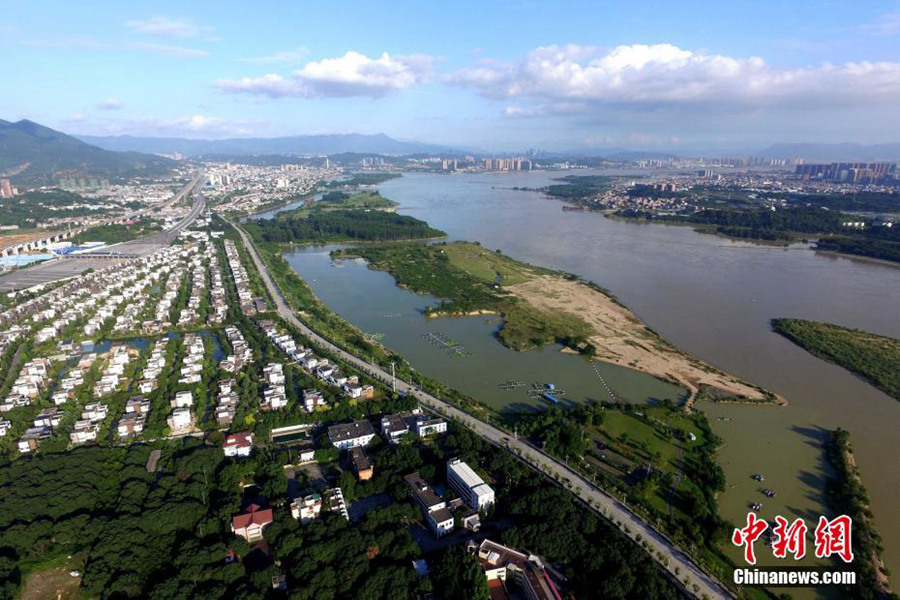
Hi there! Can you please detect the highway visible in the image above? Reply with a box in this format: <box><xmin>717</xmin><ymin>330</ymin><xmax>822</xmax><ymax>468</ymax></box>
<box><xmin>0</xmin><ymin>173</ymin><xmax>206</xmax><ymax>291</ymax></box>
<box><xmin>228</xmin><ymin>217</ymin><xmax>732</xmax><ymax>600</ymax></box>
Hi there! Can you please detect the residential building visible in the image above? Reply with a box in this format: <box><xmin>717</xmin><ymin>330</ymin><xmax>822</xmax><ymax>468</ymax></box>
<box><xmin>303</xmin><ymin>389</ymin><xmax>326</xmax><ymax>413</ymax></box>
<box><xmin>168</xmin><ymin>407</ymin><xmax>192</xmax><ymax>431</ymax></box>
<box><xmin>415</xmin><ymin>416</ymin><xmax>447</xmax><ymax>438</ymax></box>
<box><xmin>404</xmin><ymin>472</ymin><xmax>455</xmax><ymax>538</ymax></box>
<box><xmin>18</xmin><ymin>426</ymin><xmax>51</xmax><ymax>453</ymax></box>
<box><xmin>324</xmin><ymin>487</ymin><xmax>349</xmax><ymax>521</ymax></box>
<box><xmin>472</xmin><ymin>539</ymin><xmax>562</xmax><ymax>600</ymax></box>
<box><xmin>290</xmin><ymin>493</ymin><xmax>322</xmax><ymax>524</ymax></box>
<box><xmin>232</xmin><ymin>504</ymin><xmax>274</xmax><ymax>542</ymax></box>
<box><xmin>327</xmin><ymin>420</ymin><xmax>375</xmax><ymax>449</ymax></box>
<box><xmin>448</xmin><ymin>458</ymin><xmax>496</xmax><ymax>512</ymax></box>
<box><xmin>349</xmin><ymin>446</ymin><xmax>374</xmax><ymax>481</ymax></box>
<box><xmin>381</xmin><ymin>414</ymin><xmax>409</xmax><ymax>444</ymax></box>
<box><xmin>224</xmin><ymin>431</ymin><xmax>253</xmax><ymax>457</ymax></box>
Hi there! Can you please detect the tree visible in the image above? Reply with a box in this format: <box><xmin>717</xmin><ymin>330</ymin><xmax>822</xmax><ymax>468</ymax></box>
<box><xmin>429</xmin><ymin>546</ymin><xmax>489</xmax><ymax>600</ymax></box>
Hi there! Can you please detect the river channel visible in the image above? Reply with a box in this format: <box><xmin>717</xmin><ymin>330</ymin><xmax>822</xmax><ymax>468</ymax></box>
<box><xmin>280</xmin><ymin>170</ymin><xmax>900</xmax><ymax>586</ymax></box>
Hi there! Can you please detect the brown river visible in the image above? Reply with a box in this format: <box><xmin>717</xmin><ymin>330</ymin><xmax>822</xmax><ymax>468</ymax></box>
<box><xmin>281</xmin><ymin>170</ymin><xmax>900</xmax><ymax>593</ymax></box>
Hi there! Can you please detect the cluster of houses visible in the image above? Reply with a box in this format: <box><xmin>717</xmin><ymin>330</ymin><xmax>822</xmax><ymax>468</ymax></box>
<box><xmin>219</xmin><ymin>325</ymin><xmax>252</xmax><ymax>372</ymax></box>
<box><xmin>216</xmin><ymin>378</ymin><xmax>239</xmax><ymax>427</ymax></box>
<box><xmin>260</xmin><ymin>363</ymin><xmax>287</xmax><ymax>411</ymax></box>
<box><xmin>51</xmin><ymin>354</ymin><xmax>90</xmax><ymax>406</ymax></box>
<box><xmin>207</xmin><ymin>246</ymin><xmax>227</xmax><ymax>325</ymax></box>
<box><xmin>150</xmin><ymin>258</ymin><xmax>187</xmax><ymax>332</ymax></box>
<box><xmin>81</xmin><ymin>248</ymin><xmax>181</xmax><ymax>337</ymax></box>
<box><xmin>1</xmin><ymin>358</ymin><xmax>51</xmax><ymax>412</ymax></box>
<box><xmin>224</xmin><ymin>239</ymin><xmax>264</xmax><ymax>315</ymax></box>
<box><xmin>167</xmin><ymin>389</ymin><xmax>195</xmax><ymax>433</ymax></box>
<box><xmin>69</xmin><ymin>399</ymin><xmax>110</xmax><ymax>445</ymax></box>
<box><xmin>177</xmin><ymin>245</ymin><xmax>212</xmax><ymax>327</ymax></box>
<box><xmin>137</xmin><ymin>338</ymin><xmax>168</xmax><ymax>395</ymax></box>
<box><xmin>0</xmin><ymin>328</ymin><xmax>23</xmax><ymax>364</ymax></box>
<box><xmin>116</xmin><ymin>395</ymin><xmax>151</xmax><ymax>438</ymax></box>
<box><xmin>258</xmin><ymin>320</ymin><xmax>375</xmax><ymax>402</ymax></box>
<box><xmin>179</xmin><ymin>334</ymin><xmax>205</xmax><ymax>385</ymax></box>
<box><xmin>0</xmin><ymin>255</ymin><xmax>147</xmax><ymax>340</ymax></box>
<box><xmin>94</xmin><ymin>344</ymin><xmax>132</xmax><ymax>397</ymax></box>
<box><xmin>166</xmin><ymin>334</ymin><xmax>205</xmax><ymax>433</ymax></box>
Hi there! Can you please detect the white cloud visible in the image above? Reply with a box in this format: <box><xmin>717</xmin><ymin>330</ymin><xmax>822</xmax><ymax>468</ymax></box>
<box><xmin>22</xmin><ymin>36</ymin><xmax>110</xmax><ymax>50</ymax></box>
<box><xmin>238</xmin><ymin>47</ymin><xmax>309</xmax><ymax>64</ymax></box>
<box><xmin>446</xmin><ymin>43</ymin><xmax>900</xmax><ymax>114</ymax></box>
<box><xmin>126</xmin><ymin>16</ymin><xmax>208</xmax><ymax>38</ymax></box>
<box><xmin>128</xmin><ymin>42</ymin><xmax>210</xmax><ymax>58</ymax></box>
<box><xmin>97</xmin><ymin>98</ymin><xmax>123</xmax><ymax>111</ymax></box>
<box><xmin>214</xmin><ymin>51</ymin><xmax>433</xmax><ymax>98</ymax></box>
<box><xmin>81</xmin><ymin>114</ymin><xmax>260</xmax><ymax>138</ymax></box>
<box><xmin>860</xmin><ymin>11</ymin><xmax>900</xmax><ymax>35</ymax></box>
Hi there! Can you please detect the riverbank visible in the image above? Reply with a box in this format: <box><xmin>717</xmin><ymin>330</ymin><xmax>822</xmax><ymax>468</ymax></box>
<box><xmin>772</xmin><ymin>318</ymin><xmax>900</xmax><ymax>402</ymax></box>
<box><xmin>510</xmin><ymin>274</ymin><xmax>785</xmax><ymax>405</ymax></box>
<box><xmin>824</xmin><ymin>428</ymin><xmax>893</xmax><ymax>598</ymax></box>
<box><xmin>336</xmin><ymin>241</ymin><xmax>784</xmax><ymax>406</ymax></box>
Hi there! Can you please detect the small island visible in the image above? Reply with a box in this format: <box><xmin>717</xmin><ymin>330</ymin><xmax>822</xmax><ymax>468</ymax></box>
<box><xmin>773</xmin><ymin>318</ymin><xmax>900</xmax><ymax>401</ymax></box>
<box><xmin>243</xmin><ymin>190</ymin><xmax>445</xmax><ymax>245</ymax></box>
<box><xmin>334</xmin><ymin>241</ymin><xmax>784</xmax><ymax>406</ymax></box>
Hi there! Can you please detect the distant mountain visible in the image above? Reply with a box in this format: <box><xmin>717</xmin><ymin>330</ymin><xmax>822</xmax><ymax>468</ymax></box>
<box><xmin>758</xmin><ymin>143</ymin><xmax>900</xmax><ymax>162</ymax></box>
<box><xmin>0</xmin><ymin>119</ymin><xmax>175</xmax><ymax>184</ymax></box>
<box><xmin>78</xmin><ymin>133</ymin><xmax>459</xmax><ymax>158</ymax></box>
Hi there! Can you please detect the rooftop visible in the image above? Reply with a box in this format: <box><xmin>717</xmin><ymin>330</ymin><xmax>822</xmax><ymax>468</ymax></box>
<box><xmin>328</xmin><ymin>419</ymin><xmax>374</xmax><ymax>443</ymax></box>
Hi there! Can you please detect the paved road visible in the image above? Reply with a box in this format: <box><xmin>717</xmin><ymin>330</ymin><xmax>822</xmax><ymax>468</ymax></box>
<box><xmin>228</xmin><ymin>218</ymin><xmax>732</xmax><ymax>600</ymax></box>
<box><xmin>0</xmin><ymin>175</ymin><xmax>207</xmax><ymax>291</ymax></box>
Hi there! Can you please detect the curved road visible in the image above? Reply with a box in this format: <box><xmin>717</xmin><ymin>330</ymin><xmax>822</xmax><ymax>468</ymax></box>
<box><xmin>228</xmin><ymin>218</ymin><xmax>732</xmax><ymax>600</ymax></box>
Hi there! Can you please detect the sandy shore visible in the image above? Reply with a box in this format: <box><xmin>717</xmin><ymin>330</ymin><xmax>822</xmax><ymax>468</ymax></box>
<box><xmin>507</xmin><ymin>274</ymin><xmax>787</xmax><ymax>406</ymax></box>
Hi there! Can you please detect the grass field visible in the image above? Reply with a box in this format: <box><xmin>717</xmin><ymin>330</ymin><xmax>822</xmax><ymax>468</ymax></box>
<box><xmin>335</xmin><ymin>241</ymin><xmax>595</xmax><ymax>352</ymax></box>
<box><xmin>275</xmin><ymin>191</ymin><xmax>396</xmax><ymax>220</ymax></box>
<box><xmin>440</xmin><ymin>243</ymin><xmax>537</xmax><ymax>286</ymax></box>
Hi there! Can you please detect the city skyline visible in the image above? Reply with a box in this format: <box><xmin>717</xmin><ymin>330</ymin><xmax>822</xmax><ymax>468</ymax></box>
<box><xmin>2</xmin><ymin>0</ymin><xmax>900</xmax><ymax>152</ymax></box>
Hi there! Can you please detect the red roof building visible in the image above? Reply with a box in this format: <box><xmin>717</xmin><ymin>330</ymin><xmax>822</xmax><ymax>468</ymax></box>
<box><xmin>224</xmin><ymin>431</ymin><xmax>253</xmax><ymax>457</ymax></box>
<box><xmin>232</xmin><ymin>503</ymin><xmax>273</xmax><ymax>542</ymax></box>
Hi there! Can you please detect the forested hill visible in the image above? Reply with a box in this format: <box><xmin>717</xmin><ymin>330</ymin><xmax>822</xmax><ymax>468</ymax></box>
<box><xmin>245</xmin><ymin>210</ymin><xmax>445</xmax><ymax>244</ymax></box>
<box><xmin>0</xmin><ymin>119</ymin><xmax>175</xmax><ymax>184</ymax></box>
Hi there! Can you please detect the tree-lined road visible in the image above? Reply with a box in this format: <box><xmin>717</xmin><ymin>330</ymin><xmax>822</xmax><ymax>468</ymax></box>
<box><xmin>228</xmin><ymin>217</ymin><xmax>732</xmax><ymax>600</ymax></box>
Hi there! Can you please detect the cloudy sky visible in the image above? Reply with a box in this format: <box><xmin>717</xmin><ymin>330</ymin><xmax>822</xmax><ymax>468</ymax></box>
<box><xmin>2</xmin><ymin>0</ymin><xmax>900</xmax><ymax>152</ymax></box>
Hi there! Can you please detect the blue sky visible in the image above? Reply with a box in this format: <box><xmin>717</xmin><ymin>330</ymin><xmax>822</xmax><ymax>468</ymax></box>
<box><xmin>2</xmin><ymin>0</ymin><xmax>900</xmax><ymax>152</ymax></box>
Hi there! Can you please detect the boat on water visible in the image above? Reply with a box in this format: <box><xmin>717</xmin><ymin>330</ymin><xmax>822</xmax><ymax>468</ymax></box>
<box><xmin>752</xmin><ymin>473</ymin><xmax>765</xmax><ymax>482</ymax></box>
<box><xmin>762</xmin><ymin>488</ymin><xmax>776</xmax><ymax>498</ymax></box>
<box><xmin>542</xmin><ymin>392</ymin><xmax>559</xmax><ymax>404</ymax></box>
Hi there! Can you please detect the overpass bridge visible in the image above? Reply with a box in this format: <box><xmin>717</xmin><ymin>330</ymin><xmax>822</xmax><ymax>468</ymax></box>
<box><xmin>0</xmin><ymin>173</ymin><xmax>206</xmax><ymax>292</ymax></box>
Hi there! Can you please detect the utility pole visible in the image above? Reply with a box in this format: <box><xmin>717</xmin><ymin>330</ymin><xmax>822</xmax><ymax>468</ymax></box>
<box><xmin>391</xmin><ymin>361</ymin><xmax>396</xmax><ymax>393</ymax></box>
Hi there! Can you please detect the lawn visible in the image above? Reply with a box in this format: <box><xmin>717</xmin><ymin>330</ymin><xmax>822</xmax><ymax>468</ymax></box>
<box><xmin>441</xmin><ymin>243</ymin><xmax>536</xmax><ymax>286</ymax></box>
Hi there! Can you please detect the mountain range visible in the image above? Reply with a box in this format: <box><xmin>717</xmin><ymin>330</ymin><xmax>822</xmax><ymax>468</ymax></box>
<box><xmin>78</xmin><ymin>133</ymin><xmax>459</xmax><ymax>158</ymax></box>
<box><xmin>0</xmin><ymin>119</ymin><xmax>175</xmax><ymax>184</ymax></box>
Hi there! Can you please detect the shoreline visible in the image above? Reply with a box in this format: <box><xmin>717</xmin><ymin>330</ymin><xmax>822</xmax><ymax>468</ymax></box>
<box><xmin>334</xmin><ymin>240</ymin><xmax>786</xmax><ymax>408</ymax></box>
<box><xmin>506</xmin><ymin>273</ymin><xmax>786</xmax><ymax>407</ymax></box>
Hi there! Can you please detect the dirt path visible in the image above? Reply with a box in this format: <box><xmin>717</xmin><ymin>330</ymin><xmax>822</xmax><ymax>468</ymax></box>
<box><xmin>20</xmin><ymin>568</ymin><xmax>81</xmax><ymax>600</ymax></box>
<box><xmin>507</xmin><ymin>275</ymin><xmax>786</xmax><ymax>406</ymax></box>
